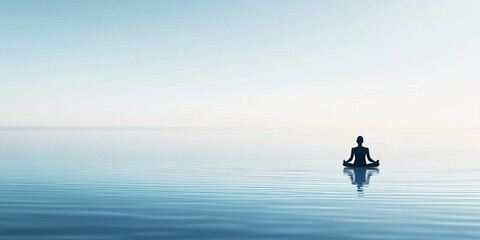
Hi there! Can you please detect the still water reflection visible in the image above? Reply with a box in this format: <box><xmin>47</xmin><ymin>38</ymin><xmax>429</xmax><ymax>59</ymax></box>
<box><xmin>343</xmin><ymin>167</ymin><xmax>379</xmax><ymax>193</ymax></box>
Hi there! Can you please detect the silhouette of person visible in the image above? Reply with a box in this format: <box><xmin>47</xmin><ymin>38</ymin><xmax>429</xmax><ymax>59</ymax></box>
<box><xmin>343</xmin><ymin>136</ymin><xmax>380</xmax><ymax>167</ymax></box>
<box><xmin>344</xmin><ymin>167</ymin><xmax>379</xmax><ymax>193</ymax></box>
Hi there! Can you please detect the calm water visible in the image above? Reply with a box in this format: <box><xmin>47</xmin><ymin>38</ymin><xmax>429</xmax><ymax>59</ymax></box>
<box><xmin>0</xmin><ymin>128</ymin><xmax>479</xmax><ymax>239</ymax></box>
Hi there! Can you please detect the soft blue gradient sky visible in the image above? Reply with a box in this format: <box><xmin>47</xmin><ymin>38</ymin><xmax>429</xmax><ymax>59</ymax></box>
<box><xmin>1</xmin><ymin>0</ymin><xmax>479</xmax><ymax>128</ymax></box>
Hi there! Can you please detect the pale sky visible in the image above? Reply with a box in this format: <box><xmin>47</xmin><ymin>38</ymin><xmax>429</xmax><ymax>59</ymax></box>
<box><xmin>1</xmin><ymin>0</ymin><xmax>479</xmax><ymax>128</ymax></box>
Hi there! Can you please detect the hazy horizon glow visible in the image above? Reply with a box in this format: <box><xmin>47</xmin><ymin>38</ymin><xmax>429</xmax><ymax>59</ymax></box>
<box><xmin>1</xmin><ymin>0</ymin><xmax>479</xmax><ymax>128</ymax></box>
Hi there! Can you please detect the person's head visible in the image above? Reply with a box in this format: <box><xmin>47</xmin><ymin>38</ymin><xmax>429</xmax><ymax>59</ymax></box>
<box><xmin>356</xmin><ymin>136</ymin><xmax>364</xmax><ymax>145</ymax></box>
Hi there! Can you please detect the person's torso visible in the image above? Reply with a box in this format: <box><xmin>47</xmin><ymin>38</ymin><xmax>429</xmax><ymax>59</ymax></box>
<box><xmin>353</xmin><ymin>146</ymin><xmax>367</xmax><ymax>166</ymax></box>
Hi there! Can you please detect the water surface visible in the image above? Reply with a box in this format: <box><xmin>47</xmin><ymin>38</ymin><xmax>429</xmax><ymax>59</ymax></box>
<box><xmin>0</xmin><ymin>129</ymin><xmax>479</xmax><ymax>239</ymax></box>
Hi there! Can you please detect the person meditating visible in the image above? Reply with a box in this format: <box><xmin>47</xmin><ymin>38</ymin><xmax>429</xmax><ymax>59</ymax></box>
<box><xmin>343</xmin><ymin>136</ymin><xmax>380</xmax><ymax>167</ymax></box>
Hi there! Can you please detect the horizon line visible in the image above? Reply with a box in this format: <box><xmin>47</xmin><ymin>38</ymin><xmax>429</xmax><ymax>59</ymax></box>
<box><xmin>0</xmin><ymin>126</ymin><xmax>478</xmax><ymax>131</ymax></box>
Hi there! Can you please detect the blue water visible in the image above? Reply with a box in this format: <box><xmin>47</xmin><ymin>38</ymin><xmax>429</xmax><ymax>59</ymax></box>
<box><xmin>0</xmin><ymin>129</ymin><xmax>479</xmax><ymax>239</ymax></box>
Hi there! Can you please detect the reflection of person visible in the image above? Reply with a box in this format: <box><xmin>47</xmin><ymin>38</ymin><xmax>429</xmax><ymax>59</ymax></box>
<box><xmin>343</xmin><ymin>136</ymin><xmax>380</xmax><ymax>167</ymax></box>
<box><xmin>344</xmin><ymin>167</ymin><xmax>379</xmax><ymax>192</ymax></box>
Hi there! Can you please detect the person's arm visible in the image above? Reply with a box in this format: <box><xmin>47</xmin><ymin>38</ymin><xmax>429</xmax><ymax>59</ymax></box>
<box><xmin>366</xmin><ymin>148</ymin><xmax>379</xmax><ymax>163</ymax></box>
<box><xmin>344</xmin><ymin>148</ymin><xmax>354</xmax><ymax>163</ymax></box>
